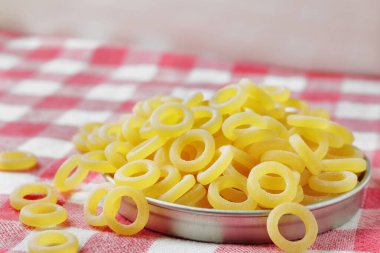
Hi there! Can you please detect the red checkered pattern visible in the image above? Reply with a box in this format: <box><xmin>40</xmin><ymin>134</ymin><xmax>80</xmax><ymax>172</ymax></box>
<box><xmin>0</xmin><ymin>29</ymin><xmax>380</xmax><ymax>253</ymax></box>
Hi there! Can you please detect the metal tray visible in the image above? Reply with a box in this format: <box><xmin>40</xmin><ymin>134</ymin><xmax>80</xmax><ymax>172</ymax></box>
<box><xmin>106</xmin><ymin>159</ymin><xmax>371</xmax><ymax>244</ymax></box>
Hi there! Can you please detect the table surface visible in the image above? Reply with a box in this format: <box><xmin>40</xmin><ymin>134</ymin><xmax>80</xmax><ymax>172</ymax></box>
<box><xmin>0</xmin><ymin>30</ymin><xmax>379</xmax><ymax>253</ymax></box>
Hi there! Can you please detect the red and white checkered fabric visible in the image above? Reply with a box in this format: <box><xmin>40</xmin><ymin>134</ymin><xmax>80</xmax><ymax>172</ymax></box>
<box><xmin>0</xmin><ymin>29</ymin><xmax>379</xmax><ymax>253</ymax></box>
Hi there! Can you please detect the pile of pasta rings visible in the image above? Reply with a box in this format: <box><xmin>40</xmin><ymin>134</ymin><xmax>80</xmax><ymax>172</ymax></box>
<box><xmin>6</xmin><ymin>79</ymin><xmax>367</xmax><ymax>253</ymax></box>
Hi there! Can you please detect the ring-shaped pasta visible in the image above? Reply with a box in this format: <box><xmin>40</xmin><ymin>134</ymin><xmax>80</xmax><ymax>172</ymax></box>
<box><xmin>86</xmin><ymin>129</ymin><xmax>109</xmax><ymax>151</ymax></box>
<box><xmin>259</xmin><ymin>170</ymin><xmax>300</xmax><ymax>191</ymax></box>
<box><xmin>261</xmin><ymin>150</ymin><xmax>305</xmax><ymax>173</ymax></box>
<box><xmin>27</xmin><ymin>230</ymin><xmax>78</xmax><ymax>253</ymax></box>
<box><xmin>20</xmin><ymin>203</ymin><xmax>67</xmax><ymax>227</ymax></box>
<box><xmin>139</xmin><ymin>120</ymin><xmax>156</xmax><ymax>139</ymax></box>
<box><xmin>153</xmin><ymin>146</ymin><xmax>170</xmax><ymax>166</ymax></box>
<box><xmin>222</xmin><ymin>111</ymin><xmax>267</xmax><ymax>141</ymax></box>
<box><xmin>310</xmin><ymin>108</ymin><xmax>330</xmax><ymax>119</ymax></box>
<box><xmin>197</xmin><ymin>145</ymin><xmax>234</xmax><ymax>185</ymax></box>
<box><xmin>289</xmin><ymin>134</ymin><xmax>323</xmax><ymax>175</ymax></box>
<box><xmin>238</xmin><ymin>79</ymin><xmax>276</xmax><ymax>110</ymax></box>
<box><xmin>223</xmin><ymin>165</ymin><xmax>247</xmax><ymax>182</ymax></box>
<box><xmin>169</xmin><ymin>129</ymin><xmax>215</xmax><ymax>173</ymax></box>
<box><xmin>289</xmin><ymin>127</ymin><xmax>344</xmax><ymax>149</ymax></box>
<box><xmin>98</xmin><ymin>123</ymin><xmax>122</xmax><ymax>142</ymax></box>
<box><xmin>262</xmin><ymin>86</ymin><xmax>290</xmax><ymax>103</ymax></box>
<box><xmin>72</xmin><ymin>133</ymin><xmax>89</xmax><ymax>153</ymax></box>
<box><xmin>121</xmin><ymin>115</ymin><xmax>144</xmax><ymax>145</ymax></box>
<box><xmin>247</xmin><ymin>161</ymin><xmax>298</xmax><ymax>208</ymax></box>
<box><xmin>263</xmin><ymin>116</ymin><xmax>289</xmax><ymax>139</ymax></box>
<box><xmin>282</xmin><ymin>98</ymin><xmax>310</xmax><ymax>115</ymax></box>
<box><xmin>150</xmin><ymin>102</ymin><xmax>194</xmax><ymax>138</ymax></box>
<box><xmin>267</xmin><ymin>202</ymin><xmax>318</xmax><ymax>253</ymax></box>
<box><xmin>144</xmin><ymin>165</ymin><xmax>181</xmax><ymax>198</ymax></box>
<box><xmin>127</xmin><ymin>135</ymin><xmax>167</xmax><ymax>162</ymax></box>
<box><xmin>229</xmin><ymin>146</ymin><xmax>256</xmax><ymax>174</ymax></box>
<box><xmin>328</xmin><ymin>144</ymin><xmax>364</xmax><ymax>159</ymax></box>
<box><xmin>176</xmin><ymin>183</ymin><xmax>207</xmax><ymax>206</ymax></box>
<box><xmin>103</xmin><ymin>186</ymin><xmax>149</xmax><ymax>235</ymax></box>
<box><xmin>247</xmin><ymin>138</ymin><xmax>292</xmax><ymax>161</ymax></box>
<box><xmin>292</xmin><ymin>186</ymin><xmax>304</xmax><ymax>203</ymax></box>
<box><xmin>208</xmin><ymin>175</ymin><xmax>257</xmax><ymax>210</ymax></box>
<box><xmin>183</xmin><ymin>92</ymin><xmax>204</xmax><ymax>107</ymax></box>
<box><xmin>301</xmin><ymin>185</ymin><xmax>332</xmax><ymax>205</ymax></box>
<box><xmin>158</xmin><ymin>174</ymin><xmax>196</xmax><ymax>203</ymax></box>
<box><xmin>80</xmin><ymin>151</ymin><xmax>117</xmax><ymax>173</ymax></box>
<box><xmin>325</xmin><ymin>121</ymin><xmax>354</xmax><ymax>145</ymax></box>
<box><xmin>0</xmin><ymin>151</ymin><xmax>37</xmax><ymax>171</ymax></box>
<box><xmin>114</xmin><ymin>159</ymin><xmax>161</xmax><ymax>189</ymax></box>
<box><xmin>10</xmin><ymin>182</ymin><xmax>58</xmax><ymax>210</ymax></box>
<box><xmin>54</xmin><ymin>155</ymin><xmax>89</xmax><ymax>192</ymax></box>
<box><xmin>308</xmin><ymin>171</ymin><xmax>357</xmax><ymax>193</ymax></box>
<box><xmin>105</xmin><ymin>141</ymin><xmax>134</xmax><ymax>168</ymax></box>
<box><xmin>83</xmin><ymin>183</ymin><xmax>113</xmax><ymax>227</ymax></box>
<box><xmin>192</xmin><ymin>106</ymin><xmax>222</xmax><ymax>134</ymax></box>
<box><xmin>234</xmin><ymin>128</ymin><xmax>276</xmax><ymax>150</ymax></box>
<box><xmin>321</xmin><ymin>158</ymin><xmax>366</xmax><ymax>173</ymax></box>
<box><xmin>287</xmin><ymin>115</ymin><xmax>330</xmax><ymax>129</ymax></box>
<box><xmin>209</xmin><ymin>84</ymin><xmax>248</xmax><ymax>115</ymax></box>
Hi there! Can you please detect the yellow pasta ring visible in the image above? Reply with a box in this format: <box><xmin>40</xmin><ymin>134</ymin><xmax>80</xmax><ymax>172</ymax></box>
<box><xmin>83</xmin><ymin>183</ymin><xmax>113</xmax><ymax>227</ymax></box>
<box><xmin>183</xmin><ymin>92</ymin><xmax>204</xmax><ymax>107</ymax></box>
<box><xmin>209</xmin><ymin>84</ymin><xmax>248</xmax><ymax>115</ymax></box>
<box><xmin>114</xmin><ymin>159</ymin><xmax>161</xmax><ymax>189</ymax></box>
<box><xmin>261</xmin><ymin>150</ymin><xmax>305</xmax><ymax>173</ymax></box>
<box><xmin>262</xmin><ymin>85</ymin><xmax>290</xmax><ymax>103</ymax></box>
<box><xmin>127</xmin><ymin>135</ymin><xmax>167</xmax><ymax>162</ymax></box>
<box><xmin>238</xmin><ymin>79</ymin><xmax>276</xmax><ymax>110</ymax></box>
<box><xmin>144</xmin><ymin>165</ymin><xmax>181</xmax><ymax>198</ymax></box>
<box><xmin>150</xmin><ymin>102</ymin><xmax>194</xmax><ymax>138</ymax></box>
<box><xmin>176</xmin><ymin>183</ymin><xmax>207</xmax><ymax>206</ymax></box>
<box><xmin>27</xmin><ymin>230</ymin><xmax>78</xmax><ymax>253</ymax></box>
<box><xmin>192</xmin><ymin>106</ymin><xmax>223</xmax><ymax>134</ymax></box>
<box><xmin>321</xmin><ymin>158</ymin><xmax>366</xmax><ymax>173</ymax></box>
<box><xmin>158</xmin><ymin>174</ymin><xmax>196</xmax><ymax>203</ymax></box>
<box><xmin>263</xmin><ymin>116</ymin><xmax>289</xmax><ymax>139</ymax></box>
<box><xmin>80</xmin><ymin>150</ymin><xmax>117</xmax><ymax>173</ymax></box>
<box><xmin>10</xmin><ymin>182</ymin><xmax>58</xmax><ymax>210</ymax></box>
<box><xmin>121</xmin><ymin>115</ymin><xmax>144</xmax><ymax>145</ymax></box>
<box><xmin>247</xmin><ymin>137</ymin><xmax>292</xmax><ymax>161</ymax></box>
<box><xmin>0</xmin><ymin>151</ymin><xmax>37</xmax><ymax>171</ymax></box>
<box><xmin>72</xmin><ymin>133</ymin><xmax>89</xmax><ymax>153</ymax></box>
<box><xmin>267</xmin><ymin>202</ymin><xmax>318</xmax><ymax>253</ymax></box>
<box><xmin>104</xmin><ymin>141</ymin><xmax>133</xmax><ymax>168</ymax></box>
<box><xmin>208</xmin><ymin>175</ymin><xmax>257</xmax><ymax>210</ymax></box>
<box><xmin>20</xmin><ymin>203</ymin><xmax>67</xmax><ymax>228</ymax></box>
<box><xmin>308</xmin><ymin>171</ymin><xmax>358</xmax><ymax>194</ymax></box>
<box><xmin>104</xmin><ymin>186</ymin><xmax>149</xmax><ymax>235</ymax></box>
<box><xmin>169</xmin><ymin>129</ymin><xmax>215</xmax><ymax>173</ymax></box>
<box><xmin>247</xmin><ymin>161</ymin><xmax>298</xmax><ymax>208</ymax></box>
<box><xmin>233</xmin><ymin>128</ymin><xmax>276</xmax><ymax>150</ymax></box>
<box><xmin>98</xmin><ymin>123</ymin><xmax>123</xmax><ymax>142</ymax></box>
<box><xmin>54</xmin><ymin>155</ymin><xmax>89</xmax><ymax>192</ymax></box>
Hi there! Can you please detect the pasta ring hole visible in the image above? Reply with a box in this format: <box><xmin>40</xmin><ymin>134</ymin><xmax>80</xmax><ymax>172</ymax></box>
<box><xmin>278</xmin><ymin>215</ymin><xmax>306</xmax><ymax>240</ymax></box>
<box><xmin>220</xmin><ymin>188</ymin><xmax>248</xmax><ymax>202</ymax></box>
<box><xmin>23</xmin><ymin>193</ymin><xmax>47</xmax><ymax>201</ymax></box>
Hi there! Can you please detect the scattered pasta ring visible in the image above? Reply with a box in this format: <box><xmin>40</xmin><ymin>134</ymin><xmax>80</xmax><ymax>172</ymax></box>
<box><xmin>20</xmin><ymin>203</ymin><xmax>67</xmax><ymax>227</ymax></box>
<box><xmin>127</xmin><ymin>135</ymin><xmax>167</xmax><ymax>162</ymax></box>
<box><xmin>176</xmin><ymin>183</ymin><xmax>207</xmax><ymax>206</ymax></box>
<box><xmin>103</xmin><ymin>186</ymin><xmax>149</xmax><ymax>235</ymax></box>
<box><xmin>209</xmin><ymin>84</ymin><xmax>248</xmax><ymax>115</ymax></box>
<box><xmin>222</xmin><ymin>111</ymin><xmax>266</xmax><ymax>141</ymax></box>
<box><xmin>105</xmin><ymin>141</ymin><xmax>134</xmax><ymax>168</ymax></box>
<box><xmin>27</xmin><ymin>230</ymin><xmax>78</xmax><ymax>253</ymax></box>
<box><xmin>144</xmin><ymin>165</ymin><xmax>181</xmax><ymax>198</ymax></box>
<box><xmin>192</xmin><ymin>106</ymin><xmax>222</xmax><ymax>134</ymax></box>
<box><xmin>158</xmin><ymin>174</ymin><xmax>196</xmax><ymax>203</ymax></box>
<box><xmin>0</xmin><ymin>151</ymin><xmax>37</xmax><ymax>171</ymax></box>
<box><xmin>84</xmin><ymin>183</ymin><xmax>113</xmax><ymax>227</ymax></box>
<box><xmin>54</xmin><ymin>155</ymin><xmax>89</xmax><ymax>192</ymax></box>
<box><xmin>308</xmin><ymin>171</ymin><xmax>358</xmax><ymax>194</ymax></box>
<box><xmin>267</xmin><ymin>202</ymin><xmax>318</xmax><ymax>253</ymax></box>
<box><xmin>80</xmin><ymin>150</ymin><xmax>117</xmax><ymax>173</ymax></box>
<box><xmin>10</xmin><ymin>182</ymin><xmax>58</xmax><ymax>210</ymax></box>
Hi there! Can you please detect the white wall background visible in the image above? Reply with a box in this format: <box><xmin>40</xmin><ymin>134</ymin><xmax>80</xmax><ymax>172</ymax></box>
<box><xmin>0</xmin><ymin>0</ymin><xmax>379</xmax><ymax>75</ymax></box>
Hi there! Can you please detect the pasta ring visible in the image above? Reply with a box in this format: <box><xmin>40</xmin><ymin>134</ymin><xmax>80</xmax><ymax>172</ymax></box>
<box><xmin>114</xmin><ymin>159</ymin><xmax>161</xmax><ymax>189</ymax></box>
<box><xmin>169</xmin><ymin>129</ymin><xmax>215</xmax><ymax>173</ymax></box>
<box><xmin>121</xmin><ymin>115</ymin><xmax>144</xmax><ymax>145</ymax></box>
<box><xmin>150</xmin><ymin>102</ymin><xmax>194</xmax><ymax>137</ymax></box>
<box><xmin>222</xmin><ymin>111</ymin><xmax>266</xmax><ymax>141</ymax></box>
<box><xmin>308</xmin><ymin>171</ymin><xmax>357</xmax><ymax>194</ymax></box>
<box><xmin>233</xmin><ymin>128</ymin><xmax>276</xmax><ymax>150</ymax></box>
<box><xmin>209</xmin><ymin>84</ymin><xmax>248</xmax><ymax>115</ymax></box>
<box><xmin>105</xmin><ymin>141</ymin><xmax>133</xmax><ymax>168</ymax></box>
<box><xmin>0</xmin><ymin>151</ymin><xmax>37</xmax><ymax>171</ymax></box>
<box><xmin>176</xmin><ymin>183</ymin><xmax>207</xmax><ymax>206</ymax></box>
<box><xmin>192</xmin><ymin>106</ymin><xmax>223</xmax><ymax>134</ymax></box>
<box><xmin>267</xmin><ymin>202</ymin><xmax>318</xmax><ymax>253</ymax></box>
<box><xmin>27</xmin><ymin>230</ymin><xmax>78</xmax><ymax>253</ymax></box>
<box><xmin>72</xmin><ymin>133</ymin><xmax>89</xmax><ymax>153</ymax></box>
<box><xmin>20</xmin><ymin>203</ymin><xmax>67</xmax><ymax>227</ymax></box>
<box><xmin>183</xmin><ymin>92</ymin><xmax>204</xmax><ymax>107</ymax></box>
<box><xmin>197</xmin><ymin>145</ymin><xmax>234</xmax><ymax>185</ymax></box>
<box><xmin>321</xmin><ymin>158</ymin><xmax>366</xmax><ymax>173</ymax></box>
<box><xmin>127</xmin><ymin>135</ymin><xmax>167</xmax><ymax>162</ymax></box>
<box><xmin>158</xmin><ymin>174</ymin><xmax>196</xmax><ymax>203</ymax></box>
<box><xmin>261</xmin><ymin>150</ymin><xmax>305</xmax><ymax>173</ymax></box>
<box><xmin>54</xmin><ymin>155</ymin><xmax>89</xmax><ymax>192</ymax></box>
<box><xmin>208</xmin><ymin>175</ymin><xmax>257</xmax><ymax>210</ymax></box>
<box><xmin>84</xmin><ymin>183</ymin><xmax>113</xmax><ymax>227</ymax></box>
<box><xmin>10</xmin><ymin>182</ymin><xmax>57</xmax><ymax>210</ymax></box>
<box><xmin>103</xmin><ymin>186</ymin><xmax>149</xmax><ymax>235</ymax></box>
<box><xmin>247</xmin><ymin>161</ymin><xmax>298</xmax><ymax>208</ymax></box>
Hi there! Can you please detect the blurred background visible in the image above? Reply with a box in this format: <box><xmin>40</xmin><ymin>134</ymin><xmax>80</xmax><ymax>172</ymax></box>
<box><xmin>0</xmin><ymin>0</ymin><xmax>379</xmax><ymax>75</ymax></box>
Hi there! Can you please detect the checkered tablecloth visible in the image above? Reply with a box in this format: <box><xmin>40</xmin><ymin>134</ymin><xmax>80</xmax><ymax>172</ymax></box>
<box><xmin>0</xmin><ymin>29</ymin><xmax>379</xmax><ymax>253</ymax></box>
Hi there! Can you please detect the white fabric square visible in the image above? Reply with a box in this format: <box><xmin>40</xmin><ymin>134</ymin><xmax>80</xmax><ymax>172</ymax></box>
<box><xmin>171</xmin><ymin>87</ymin><xmax>214</xmax><ymax>100</ymax></box>
<box><xmin>187</xmin><ymin>69</ymin><xmax>231</xmax><ymax>84</ymax></box>
<box><xmin>86</xmin><ymin>84</ymin><xmax>136</xmax><ymax>101</ymax></box>
<box><xmin>7</xmin><ymin>37</ymin><xmax>42</xmax><ymax>49</ymax></box>
<box><xmin>337</xmin><ymin>209</ymin><xmax>362</xmax><ymax>230</ymax></box>
<box><xmin>148</xmin><ymin>238</ymin><xmax>218</xmax><ymax>253</ymax></box>
<box><xmin>41</xmin><ymin>59</ymin><xmax>86</xmax><ymax>74</ymax></box>
<box><xmin>67</xmin><ymin>183</ymin><xmax>99</xmax><ymax>204</ymax></box>
<box><xmin>342</xmin><ymin>79</ymin><xmax>380</xmax><ymax>95</ymax></box>
<box><xmin>11</xmin><ymin>79</ymin><xmax>62</xmax><ymax>96</ymax></box>
<box><xmin>19</xmin><ymin>137</ymin><xmax>73</xmax><ymax>158</ymax></box>
<box><xmin>0</xmin><ymin>104</ymin><xmax>29</xmax><ymax>122</ymax></box>
<box><xmin>12</xmin><ymin>226</ymin><xmax>96</xmax><ymax>251</ymax></box>
<box><xmin>64</xmin><ymin>38</ymin><xmax>101</xmax><ymax>49</ymax></box>
<box><xmin>0</xmin><ymin>54</ymin><xmax>20</xmax><ymax>70</ymax></box>
<box><xmin>0</xmin><ymin>172</ymin><xmax>38</xmax><ymax>194</ymax></box>
<box><xmin>335</xmin><ymin>101</ymin><xmax>380</xmax><ymax>120</ymax></box>
<box><xmin>56</xmin><ymin>109</ymin><xmax>111</xmax><ymax>127</ymax></box>
<box><xmin>263</xmin><ymin>75</ymin><xmax>307</xmax><ymax>92</ymax></box>
<box><xmin>353</xmin><ymin>131</ymin><xmax>379</xmax><ymax>152</ymax></box>
<box><xmin>112</xmin><ymin>65</ymin><xmax>157</xmax><ymax>81</ymax></box>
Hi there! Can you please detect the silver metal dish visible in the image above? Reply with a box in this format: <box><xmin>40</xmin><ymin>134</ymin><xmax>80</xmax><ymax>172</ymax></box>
<box><xmin>106</xmin><ymin>159</ymin><xmax>371</xmax><ymax>244</ymax></box>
